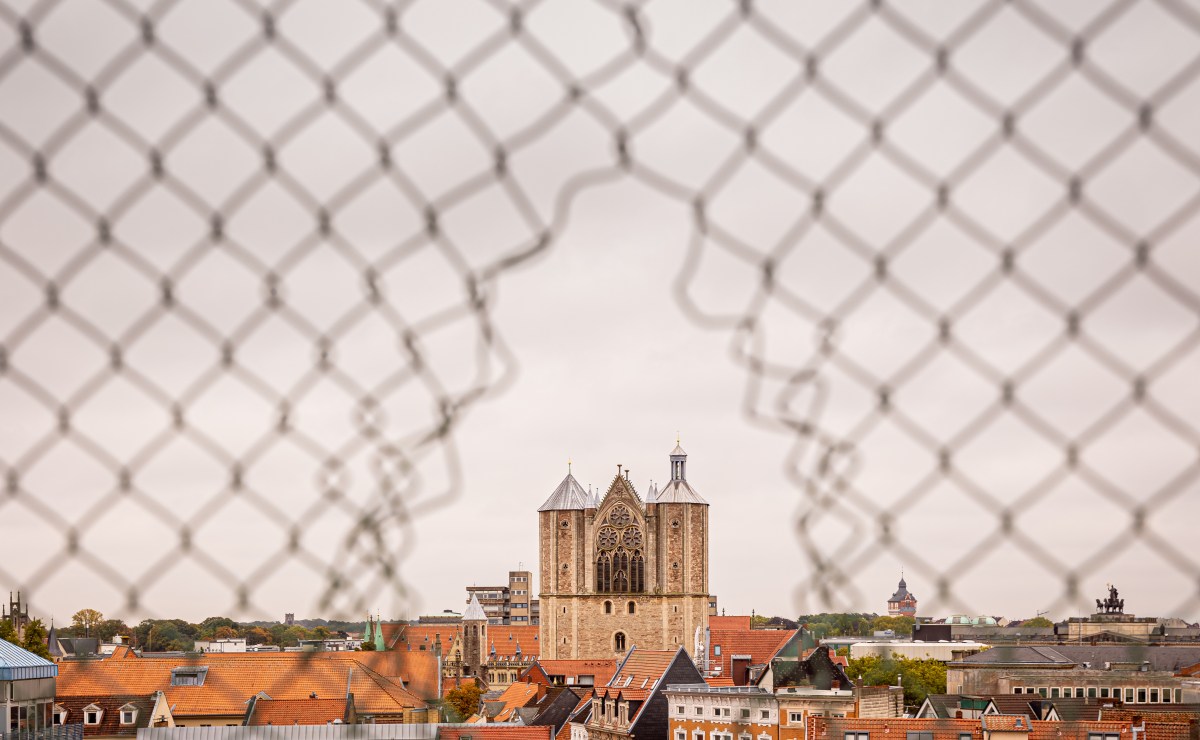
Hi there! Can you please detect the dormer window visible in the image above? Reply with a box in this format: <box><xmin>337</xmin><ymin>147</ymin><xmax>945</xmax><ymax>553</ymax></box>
<box><xmin>53</xmin><ymin>705</ymin><xmax>67</xmax><ymax>725</ymax></box>
<box><xmin>119</xmin><ymin>703</ymin><xmax>139</xmax><ymax>725</ymax></box>
<box><xmin>170</xmin><ymin>667</ymin><xmax>208</xmax><ymax>686</ymax></box>
<box><xmin>83</xmin><ymin>704</ymin><xmax>103</xmax><ymax>726</ymax></box>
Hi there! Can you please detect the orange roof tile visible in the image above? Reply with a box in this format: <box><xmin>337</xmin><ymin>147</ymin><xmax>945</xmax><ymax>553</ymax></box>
<box><xmin>704</xmin><ymin>676</ymin><xmax>735</xmax><ymax>687</ymax></box>
<box><xmin>386</xmin><ymin>624</ymin><xmax>461</xmax><ymax>654</ymax></box>
<box><xmin>491</xmin><ymin>682</ymin><xmax>541</xmax><ymax>722</ymax></box>
<box><xmin>489</xmin><ymin>626</ymin><xmax>541</xmax><ymax>659</ymax></box>
<box><xmin>439</xmin><ymin>726</ymin><xmax>552</xmax><ymax>740</ymax></box>
<box><xmin>709</xmin><ymin>616</ymin><xmax>753</xmax><ymax>630</ymax></box>
<box><xmin>57</xmin><ymin>651</ymin><xmax>426</xmax><ymax>719</ymax></box>
<box><xmin>707</xmin><ymin>629</ymin><xmax>796</xmax><ymax>679</ymax></box>
<box><xmin>528</xmin><ymin>660</ymin><xmax>617</xmax><ymax>687</ymax></box>
<box><xmin>248</xmin><ymin>698</ymin><xmax>346</xmax><ymax>726</ymax></box>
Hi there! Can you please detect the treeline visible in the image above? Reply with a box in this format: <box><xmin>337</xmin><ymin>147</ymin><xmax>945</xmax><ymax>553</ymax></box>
<box><xmin>846</xmin><ymin>654</ymin><xmax>947</xmax><ymax>708</ymax></box>
<box><xmin>52</xmin><ymin>610</ymin><xmax>366</xmax><ymax>652</ymax></box>
<box><xmin>797</xmin><ymin>613</ymin><xmax>915</xmax><ymax>638</ymax></box>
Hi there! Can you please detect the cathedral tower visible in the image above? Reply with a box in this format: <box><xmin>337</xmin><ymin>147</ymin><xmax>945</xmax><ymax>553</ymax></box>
<box><xmin>462</xmin><ymin>593</ymin><xmax>488</xmax><ymax>677</ymax></box>
<box><xmin>538</xmin><ymin>444</ymin><xmax>710</xmax><ymax>660</ymax></box>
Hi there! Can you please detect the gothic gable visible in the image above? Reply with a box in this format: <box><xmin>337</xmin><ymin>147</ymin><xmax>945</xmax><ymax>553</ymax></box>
<box><xmin>595</xmin><ymin>473</ymin><xmax>647</xmax><ymax>594</ymax></box>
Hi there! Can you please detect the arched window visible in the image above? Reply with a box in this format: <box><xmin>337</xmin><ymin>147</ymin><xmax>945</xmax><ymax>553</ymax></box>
<box><xmin>604</xmin><ymin>601</ymin><xmax>612</xmax><ymax>614</ymax></box>
<box><xmin>596</xmin><ymin>552</ymin><xmax>611</xmax><ymax>592</ymax></box>
<box><xmin>614</xmin><ymin>632</ymin><xmax>626</xmax><ymax>652</ymax></box>
<box><xmin>627</xmin><ymin>601</ymin><xmax>636</xmax><ymax>615</ymax></box>
<box><xmin>631</xmin><ymin>552</ymin><xmax>644</xmax><ymax>593</ymax></box>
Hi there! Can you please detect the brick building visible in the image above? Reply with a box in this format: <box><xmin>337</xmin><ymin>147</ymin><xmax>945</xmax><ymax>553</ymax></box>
<box><xmin>538</xmin><ymin>444</ymin><xmax>711</xmax><ymax>660</ymax></box>
<box><xmin>666</xmin><ymin>684</ymin><xmax>779</xmax><ymax>740</ymax></box>
<box><xmin>586</xmin><ymin>647</ymin><xmax>706</xmax><ymax>740</ymax></box>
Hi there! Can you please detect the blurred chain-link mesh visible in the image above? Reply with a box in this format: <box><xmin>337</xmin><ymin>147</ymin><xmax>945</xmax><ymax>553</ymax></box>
<box><xmin>1</xmin><ymin>0</ymin><xmax>1198</xmax><ymax>623</ymax></box>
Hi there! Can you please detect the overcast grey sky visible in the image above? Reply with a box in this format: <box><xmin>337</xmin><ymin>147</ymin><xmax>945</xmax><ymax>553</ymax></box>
<box><xmin>0</xmin><ymin>0</ymin><xmax>1198</xmax><ymax>626</ymax></box>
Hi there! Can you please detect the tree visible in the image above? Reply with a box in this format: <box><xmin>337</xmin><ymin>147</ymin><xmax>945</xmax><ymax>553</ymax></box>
<box><xmin>0</xmin><ymin>619</ymin><xmax>17</xmax><ymax>644</ymax></box>
<box><xmin>846</xmin><ymin>655</ymin><xmax>946</xmax><ymax>709</ymax></box>
<box><xmin>871</xmin><ymin>615</ymin><xmax>915</xmax><ymax>636</ymax></box>
<box><xmin>71</xmin><ymin>609</ymin><xmax>104</xmax><ymax>637</ymax></box>
<box><xmin>244</xmin><ymin>627</ymin><xmax>272</xmax><ymax>646</ymax></box>
<box><xmin>1021</xmin><ymin>617</ymin><xmax>1054</xmax><ymax>628</ymax></box>
<box><xmin>96</xmin><ymin>619</ymin><xmax>132</xmax><ymax>643</ymax></box>
<box><xmin>360</xmin><ymin>639</ymin><xmax>377</xmax><ymax>651</ymax></box>
<box><xmin>213</xmin><ymin>626</ymin><xmax>240</xmax><ymax>639</ymax></box>
<box><xmin>312</xmin><ymin>626</ymin><xmax>331</xmax><ymax>641</ymax></box>
<box><xmin>445</xmin><ymin>682</ymin><xmax>483</xmax><ymax>721</ymax></box>
<box><xmin>21</xmin><ymin>618</ymin><xmax>51</xmax><ymax>659</ymax></box>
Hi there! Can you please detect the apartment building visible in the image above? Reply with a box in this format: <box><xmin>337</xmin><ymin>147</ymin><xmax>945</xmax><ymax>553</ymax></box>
<box><xmin>467</xmin><ymin>570</ymin><xmax>541</xmax><ymax>626</ymax></box>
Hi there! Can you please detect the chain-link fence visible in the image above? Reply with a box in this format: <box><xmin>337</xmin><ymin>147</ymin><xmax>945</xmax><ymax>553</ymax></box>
<box><xmin>0</xmin><ymin>0</ymin><xmax>1198</xmax><ymax>624</ymax></box>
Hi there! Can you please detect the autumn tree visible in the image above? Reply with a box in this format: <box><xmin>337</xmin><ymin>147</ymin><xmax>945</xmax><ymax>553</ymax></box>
<box><xmin>244</xmin><ymin>627</ymin><xmax>273</xmax><ymax>646</ymax></box>
<box><xmin>21</xmin><ymin>618</ymin><xmax>51</xmax><ymax>659</ymax></box>
<box><xmin>445</xmin><ymin>682</ymin><xmax>484</xmax><ymax>721</ymax></box>
<box><xmin>71</xmin><ymin>609</ymin><xmax>104</xmax><ymax>637</ymax></box>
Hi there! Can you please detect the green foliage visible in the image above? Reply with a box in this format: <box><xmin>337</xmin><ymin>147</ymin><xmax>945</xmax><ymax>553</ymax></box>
<box><xmin>96</xmin><ymin>619</ymin><xmax>131</xmax><ymax>642</ymax></box>
<box><xmin>71</xmin><ymin>609</ymin><xmax>104</xmax><ymax>636</ymax></box>
<box><xmin>133</xmin><ymin>619</ymin><xmax>194</xmax><ymax>651</ymax></box>
<box><xmin>445</xmin><ymin>682</ymin><xmax>484</xmax><ymax>721</ymax></box>
<box><xmin>845</xmin><ymin>655</ymin><xmax>946</xmax><ymax>709</ymax></box>
<box><xmin>245</xmin><ymin>627</ymin><xmax>273</xmax><ymax>646</ymax></box>
<box><xmin>282</xmin><ymin>625</ymin><xmax>311</xmax><ymax>646</ymax></box>
<box><xmin>871</xmin><ymin>615</ymin><xmax>915</xmax><ymax>636</ymax></box>
<box><xmin>21</xmin><ymin>618</ymin><xmax>52</xmax><ymax>659</ymax></box>
<box><xmin>360</xmin><ymin>639</ymin><xmax>377</xmax><ymax>651</ymax></box>
<box><xmin>0</xmin><ymin>619</ymin><xmax>19</xmax><ymax>644</ymax></box>
<box><xmin>1021</xmin><ymin>617</ymin><xmax>1054</xmax><ymax>628</ymax></box>
<box><xmin>797</xmin><ymin>613</ymin><xmax>876</xmax><ymax>637</ymax></box>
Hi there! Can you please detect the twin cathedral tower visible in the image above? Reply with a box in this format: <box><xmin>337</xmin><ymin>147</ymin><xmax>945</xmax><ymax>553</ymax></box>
<box><xmin>537</xmin><ymin>443</ymin><xmax>711</xmax><ymax>659</ymax></box>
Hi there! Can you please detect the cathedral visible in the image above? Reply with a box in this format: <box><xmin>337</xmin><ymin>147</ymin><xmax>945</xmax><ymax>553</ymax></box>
<box><xmin>537</xmin><ymin>443</ymin><xmax>710</xmax><ymax>660</ymax></box>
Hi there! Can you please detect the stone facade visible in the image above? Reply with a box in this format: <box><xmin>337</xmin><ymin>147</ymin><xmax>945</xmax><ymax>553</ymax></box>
<box><xmin>538</xmin><ymin>446</ymin><xmax>711</xmax><ymax>660</ymax></box>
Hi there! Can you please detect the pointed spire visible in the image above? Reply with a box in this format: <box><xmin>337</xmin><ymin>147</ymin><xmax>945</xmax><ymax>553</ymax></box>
<box><xmin>463</xmin><ymin>593</ymin><xmax>487</xmax><ymax>622</ymax></box>
<box><xmin>538</xmin><ymin>469</ymin><xmax>591</xmax><ymax>511</ymax></box>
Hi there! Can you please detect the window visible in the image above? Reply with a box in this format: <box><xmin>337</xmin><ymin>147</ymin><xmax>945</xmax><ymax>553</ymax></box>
<box><xmin>605</xmin><ymin>601</ymin><xmax>613</xmax><ymax>614</ymax></box>
<box><xmin>1126</xmin><ymin>688</ymin><xmax>1135</xmax><ymax>702</ymax></box>
<box><xmin>790</xmin><ymin>712</ymin><xmax>804</xmax><ymax>724</ymax></box>
<box><xmin>615</xmin><ymin>632</ymin><xmax>626</xmax><ymax>651</ymax></box>
<box><xmin>714</xmin><ymin>645</ymin><xmax>722</xmax><ymax>656</ymax></box>
<box><xmin>694</xmin><ymin>732</ymin><xmax>704</xmax><ymax>740</ymax></box>
<box><xmin>84</xmin><ymin>706</ymin><xmax>103</xmax><ymax>726</ymax></box>
<box><xmin>696</xmin><ymin>707</ymin><xmax>704</xmax><ymax>716</ymax></box>
<box><xmin>1088</xmin><ymin>687</ymin><xmax>1097</xmax><ymax>698</ymax></box>
<box><xmin>118</xmin><ymin>704</ymin><xmax>139</xmax><ymax>725</ymax></box>
<box><xmin>760</xmin><ymin>710</ymin><xmax>770</xmax><ymax>720</ymax></box>
<box><xmin>906</xmin><ymin>732</ymin><xmax>933</xmax><ymax>740</ymax></box>
<box><xmin>1088</xmin><ymin>734</ymin><xmax>1119</xmax><ymax>740</ymax></box>
<box><xmin>1051</xmin><ymin>688</ymin><xmax>1060</xmax><ymax>698</ymax></box>
<box><xmin>960</xmin><ymin>735</ymin><xmax>972</xmax><ymax>740</ymax></box>
<box><xmin>845</xmin><ymin>733</ymin><xmax>869</xmax><ymax>740</ymax></box>
<box><xmin>1076</xmin><ymin>688</ymin><xmax>1085</xmax><ymax>698</ymax></box>
<box><xmin>1062</xmin><ymin>688</ymin><xmax>1072</xmax><ymax>698</ymax></box>
<box><xmin>1013</xmin><ymin>688</ymin><xmax>1022</xmax><ymax>694</ymax></box>
<box><xmin>741</xmin><ymin>708</ymin><xmax>751</xmax><ymax>719</ymax></box>
<box><xmin>1137</xmin><ymin>689</ymin><xmax>1146</xmax><ymax>703</ymax></box>
<box><xmin>53</xmin><ymin>707</ymin><xmax>67</xmax><ymax>725</ymax></box>
<box><xmin>1100</xmin><ymin>688</ymin><xmax>1109</xmax><ymax>698</ymax></box>
<box><xmin>1150</xmin><ymin>689</ymin><xmax>1160</xmax><ymax>703</ymax></box>
<box><xmin>170</xmin><ymin>667</ymin><xmax>208</xmax><ymax>686</ymax></box>
<box><xmin>677</xmin><ymin>706</ymin><xmax>685</xmax><ymax>715</ymax></box>
<box><xmin>628</xmin><ymin>601</ymin><xmax>636</xmax><ymax>615</ymax></box>
<box><xmin>1176</xmin><ymin>690</ymin><xmax>1183</xmax><ymax>703</ymax></box>
<box><xmin>1039</xmin><ymin>688</ymin><xmax>1048</xmax><ymax>697</ymax></box>
<box><xmin>678</xmin><ymin>733</ymin><xmax>687</xmax><ymax>740</ymax></box>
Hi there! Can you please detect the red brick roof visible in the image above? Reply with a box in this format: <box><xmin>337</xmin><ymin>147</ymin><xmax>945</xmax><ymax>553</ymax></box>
<box><xmin>386</xmin><ymin>624</ymin><xmax>461</xmax><ymax>654</ymax></box>
<box><xmin>57</xmin><ymin>694</ymin><xmax>155</xmax><ymax>738</ymax></box>
<box><xmin>439</xmin><ymin>726</ymin><xmax>553</xmax><ymax>740</ymax></box>
<box><xmin>813</xmin><ymin>716</ymin><xmax>1196</xmax><ymax>740</ymax></box>
<box><xmin>247</xmin><ymin>698</ymin><xmax>347</xmax><ymax>726</ymax></box>
<box><xmin>57</xmin><ymin>651</ymin><xmax>426</xmax><ymax>719</ymax></box>
<box><xmin>329</xmin><ymin>649</ymin><xmax>442</xmax><ymax>701</ymax></box>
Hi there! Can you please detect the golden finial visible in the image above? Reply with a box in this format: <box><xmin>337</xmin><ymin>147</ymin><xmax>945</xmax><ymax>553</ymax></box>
<box><xmin>568</xmin><ymin>457</ymin><xmax>572</xmax><ymax>474</ymax></box>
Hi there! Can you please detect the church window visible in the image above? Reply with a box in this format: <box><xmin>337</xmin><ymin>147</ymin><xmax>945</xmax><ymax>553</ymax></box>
<box><xmin>614</xmin><ymin>632</ymin><xmax>626</xmax><ymax>651</ymax></box>
<box><xmin>597</xmin><ymin>553</ymin><xmax>612</xmax><ymax>592</ymax></box>
<box><xmin>627</xmin><ymin>601</ymin><xmax>636</xmax><ymax>614</ymax></box>
<box><xmin>562</xmin><ymin>607</ymin><xmax>567</xmax><ymax>614</ymax></box>
<box><xmin>604</xmin><ymin>601</ymin><xmax>612</xmax><ymax>614</ymax></box>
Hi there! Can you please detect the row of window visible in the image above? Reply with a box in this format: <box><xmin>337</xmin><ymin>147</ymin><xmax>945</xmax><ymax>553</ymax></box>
<box><xmin>54</xmin><ymin>706</ymin><xmax>138</xmax><ymax>726</ymax></box>
<box><xmin>843</xmin><ymin>734</ymin><xmax>1117</xmax><ymax>740</ymax></box>
<box><xmin>676</xmin><ymin>706</ymin><xmax>772</xmax><ymax>721</ymax></box>
<box><xmin>675</xmin><ymin>730</ymin><xmax>772</xmax><ymax>740</ymax></box>
<box><xmin>1012</xmin><ymin>686</ymin><xmax>1183</xmax><ymax>703</ymax></box>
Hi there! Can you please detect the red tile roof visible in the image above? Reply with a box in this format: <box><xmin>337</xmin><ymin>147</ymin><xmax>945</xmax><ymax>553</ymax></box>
<box><xmin>386</xmin><ymin>624</ymin><xmax>461</xmax><ymax>654</ymax></box>
<box><xmin>709</xmin><ymin>616</ymin><xmax>752</xmax><ymax>630</ymax></box>
<box><xmin>57</xmin><ymin>651</ymin><xmax>426</xmax><ymax>719</ymax></box>
<box><xmin>489</xmin><ymin>627</ymin><xmax>541</xmax><ymax>659</ymax></box>
<box><xmin>707</xmin><ymin>629</ymin><xmax>796</xmax><ymax>679</ymax></box>
<box><xmin>247</xmin><ymin>698</ymin><xmax>347</xmax><ymax>726</ymax></box>
<box><xmin>812</xmin><ymin>716</ymin><xmax>1196</xmax><ymax>740</ymax></box>
<box><xmin>57</xmin><ymin>694</ymin><xmax>155</xmax><ymax>738</ymax></box>
<box><xmin>491</xmin><ymin>682</ymin><xmax>542</xmax><ymax>722</ymax></box>
<box><xmin>439</xmin><ymin>726</ymin><xmax>553</xmax><ymax>740</ymax></box>
<box><xmin>527</xmin><ymin>660</ymin><xmax>617</xmax><ymax>687</ymax></box>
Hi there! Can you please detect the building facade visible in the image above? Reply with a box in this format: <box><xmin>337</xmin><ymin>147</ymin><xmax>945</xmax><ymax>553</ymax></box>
<box><xmin>539</xmin><ymin>445</ymin><xmax>711</xmax><ymax>660</ymax></box>
<box><xmin>467</xmin><ymin>570</ymin><xmax>540</xmax><ymax>626</ymax></box>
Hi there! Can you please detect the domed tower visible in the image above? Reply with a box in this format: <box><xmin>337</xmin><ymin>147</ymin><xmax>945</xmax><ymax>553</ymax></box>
<box><xmin>887</xmin><ymin>573</ymin><xmax>918</xmax><ymax>617</ymax></box>
<box><xmin>462</xmin><ymin>593</ymin><xmax>488</xmax><ymax>677</ymax></box>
